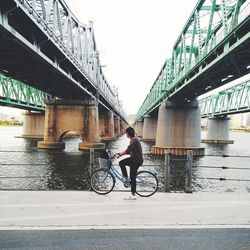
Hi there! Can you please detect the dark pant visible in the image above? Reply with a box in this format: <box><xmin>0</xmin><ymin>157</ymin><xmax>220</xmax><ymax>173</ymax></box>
<box><xmin>119</xmin><ymin>157</ymin><xmax>140</xmax><ymax>194</ymax></box>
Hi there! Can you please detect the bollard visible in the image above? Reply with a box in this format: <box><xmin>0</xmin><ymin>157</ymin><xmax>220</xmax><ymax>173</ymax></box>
<box><xmin>185</xmin><ymin>150</ymin><xmax>193</xmax><ymax>193</ymax></box>
<box><xmin>164</xmin><ymin>150</ymin><xmax>171</xmax><ymax>192</ymax></box>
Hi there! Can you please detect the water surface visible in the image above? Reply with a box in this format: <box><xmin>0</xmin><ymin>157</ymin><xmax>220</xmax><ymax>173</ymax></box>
<box><xmin>0</xmin><ymin>126</ymin><xmax>249</xmax><ymax>192</ymax></box>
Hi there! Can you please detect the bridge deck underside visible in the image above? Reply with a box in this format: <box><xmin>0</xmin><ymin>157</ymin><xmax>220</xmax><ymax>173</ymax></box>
<box><xmin>0</xmin><ymin>1</ymin><xmax>97</xmax><ymax>101</ymax></box>
<box><xmin>0</xmin><ymin>27</ymin><xmax>91</xmax><ymax>100</ymax></box>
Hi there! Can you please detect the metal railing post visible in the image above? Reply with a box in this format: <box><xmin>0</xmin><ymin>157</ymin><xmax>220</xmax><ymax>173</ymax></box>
<box><xmin>185</xmin><ymin>150</ymin><xmax>193</xmax><ymax>193</ymax></box>
<box><xmin>89</xmin><ymin>148</ymin><xmax>95</xmax><ymax>176</ymax></box>
<box><xmin>164</xmin><ymin>150</ymin><xmax>171</xmax><ymax>192</ymax></box>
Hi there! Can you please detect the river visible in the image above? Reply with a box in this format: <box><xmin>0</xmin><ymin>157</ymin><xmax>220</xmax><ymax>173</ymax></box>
<box><xmin>0</xmin><ymin>126</ymin><xmax>249</xmax><ymax>193</ymax></box>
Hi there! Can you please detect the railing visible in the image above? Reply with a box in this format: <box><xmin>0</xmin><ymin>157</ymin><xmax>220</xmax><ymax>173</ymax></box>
<box><xmin>1</xmin><ymin>149</ymin><xmax>250</xmax><ymax>192</ymax></box>
<box><xmin>0</xmin><ymin>150</ymin><xmax>163</xmax><ymax>191</ymax></box>
<box><xmin>163</xmin><ymin>150</ymin><xmax>193</xmax><ymax>193</ymax></box>
<box><xmin>163</xmin><ymin>151</ymin><xmax>250</xmax><ymax>193</ymax></box>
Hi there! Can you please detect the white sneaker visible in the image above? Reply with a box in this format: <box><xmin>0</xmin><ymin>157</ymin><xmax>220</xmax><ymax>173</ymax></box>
<box><xmin>124</xmin><ymin>194</ymin><xmax>137</xmax><ymax>200</ymax></box>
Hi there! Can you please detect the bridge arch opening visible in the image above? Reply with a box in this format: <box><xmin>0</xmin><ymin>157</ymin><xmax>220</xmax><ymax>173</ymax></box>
<box><xmin>59</xmin><ymin>131</ymin><xmax>81</xmax><ymax>152</ymax></box>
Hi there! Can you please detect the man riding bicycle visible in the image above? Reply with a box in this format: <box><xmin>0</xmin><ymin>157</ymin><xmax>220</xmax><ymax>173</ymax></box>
<box><xmin>116</xmin><ymin>126</ymin><xmax>143</xmax><ymax>200</ymax></box>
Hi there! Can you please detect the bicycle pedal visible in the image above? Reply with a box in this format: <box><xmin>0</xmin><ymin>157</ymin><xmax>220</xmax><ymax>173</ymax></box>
<box><xmin>123</xmin><ymin>181</ymin><xmax>130</xmax><ymax>188</ymax></box>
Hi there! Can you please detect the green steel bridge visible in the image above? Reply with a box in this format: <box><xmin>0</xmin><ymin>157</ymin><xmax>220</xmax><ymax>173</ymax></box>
<box><xmin>135</xmin><ymin>0</ymin><xmax>250</xmax><ymax>122</ymax></box>
<box><xmin>0</xmin><ymin>74</ymin><xmax>48</xmax><ymax>112</ymax></box>
<box><xmin>2</xmin><ymin>73</ymin><xmax>248</xmax><ymax>120</ymax></box>
<box><xmin>199</xmin><ymin>78</ymin><xmax>250</xmax><ymax>117</ymax></box>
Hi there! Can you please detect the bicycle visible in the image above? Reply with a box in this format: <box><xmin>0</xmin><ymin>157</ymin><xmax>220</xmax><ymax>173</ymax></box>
<box><xmin>90</xmin><ymin>149</ymin><xmax>158</xmax><ymax>197</ymax></box>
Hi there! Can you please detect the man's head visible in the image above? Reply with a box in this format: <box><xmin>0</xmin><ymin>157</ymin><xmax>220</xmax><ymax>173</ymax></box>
<box><xmin>125</xmin><ymin>126</ymin><xmax>135</xmax><ymax>138</ymax></box>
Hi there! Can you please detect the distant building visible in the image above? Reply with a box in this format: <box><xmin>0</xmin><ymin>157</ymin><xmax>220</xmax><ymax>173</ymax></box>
<box><xmin>230</xmin><ymin>114</ymin><xmax>243</xmax><ymax>129</ymax></box>
<box><xmin>244</xmin><ymin>113</ymin><xmax>250</xmax><ymax>127</ymax></box>
<box><xmin>229</xmin><ymin>113</ymin><xmax>250</xmax><ymax>129</ymax></box>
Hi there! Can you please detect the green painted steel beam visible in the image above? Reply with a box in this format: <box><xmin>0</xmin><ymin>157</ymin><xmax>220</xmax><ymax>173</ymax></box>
<box><xmin>199</xmin><ymin>79</ymin><xmax>250</xmax><ymax>117</ymax></box>
<box><xmin>0</xmin><ymin>75</ymin><xmax>50</xmax><ymax>111</ymax></box>
<box><xmin>201</xmin><ymin>5</ymin><xmax>235</xmax><ymax>11</ymax></box>
<box><xmin>135</xmin><ymin>0</ymin><xmax>249</xmax><ymax>122</ymax></box>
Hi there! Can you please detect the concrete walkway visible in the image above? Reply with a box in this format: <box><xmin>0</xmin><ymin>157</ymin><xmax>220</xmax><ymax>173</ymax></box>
<box><xmin>0</xmin><ymin>191</ymin><xmax>250</xmax><ymax>229</ymax></box>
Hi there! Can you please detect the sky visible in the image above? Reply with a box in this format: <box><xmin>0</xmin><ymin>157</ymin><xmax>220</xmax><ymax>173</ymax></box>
<box><xmin>65</xmin><ymin>0</ymin><xmax>199</xmax><ymax>115</ymax></box>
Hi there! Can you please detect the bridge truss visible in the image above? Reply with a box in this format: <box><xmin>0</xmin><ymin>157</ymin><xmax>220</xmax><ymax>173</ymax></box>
<box><xmin>199</xmin><ymin>78</ymin><xmax>250</xmax><ymax>117</ymax></box>
<box><xmin>135</xmin><ymin>0</ymin><xmax>250</xmax><ymax>122</ymax></box>
<box><xmin>0</xmin><ymin>75</ymin><xmax>48</xmax><ymax>111</ymax></box>
<box><xmin>0</xmin><ymin>0</ymin><xmax>126</xmax><ymax>120</ymax></box>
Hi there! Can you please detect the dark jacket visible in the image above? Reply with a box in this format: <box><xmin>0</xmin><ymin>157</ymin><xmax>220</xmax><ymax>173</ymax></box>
<box><xmin>125</xmin><ymin>136</ymin><xmax>143</xmax><ymax>165</ymax></box>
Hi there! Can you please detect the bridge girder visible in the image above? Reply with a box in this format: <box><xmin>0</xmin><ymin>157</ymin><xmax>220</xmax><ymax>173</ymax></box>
<box><xmin>199</xmin><ymin>78</ymin><xmax>250</xmax><ymax>117</ymax></box>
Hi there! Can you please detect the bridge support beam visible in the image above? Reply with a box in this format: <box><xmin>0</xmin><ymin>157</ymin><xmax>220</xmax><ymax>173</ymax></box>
<box><xmin>21</xmin><ymin>111</ymin><xmax>45</xmax><ymax>139</ymax></box>
<box><xmin>114</xmin><ymin>116</ymin><xmax>121</xmax><ymax>136</ymax></box>
<box><xmin>120</xmin><ymin>120</ymin><xmax>127</xmax><ymax>134</ymax></box>
<box><xmin>135</xmin><ymin>120</ymin><xmax>143</xmax><ymax>137</ymax></box>
<box><xmin>152</xmin><ymin>100</ymin><xmax>204</xmax><ymax>156</ymax></box>
<box><xmin>37</xmin><ymin>99</ymin><xmax>105</xmax><ymax>150</ymax></box>
<box><xmin>99</xmin><ymin>110</ymin><xmax>115</xmax><ymax>141</ymax></box>
<box><xmin>141</xmin><ymin>115</ymin><xmax>157</xmax><ymax>141</ymax></box>
<box><xmin>202</xmin><ymin>116</ymin><xmax>234</xmax><ymax>144</ymax></box>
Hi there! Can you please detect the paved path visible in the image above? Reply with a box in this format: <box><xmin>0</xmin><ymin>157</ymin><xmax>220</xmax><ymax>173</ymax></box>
<box><xmin>0</xmin><ymin>191</ymin><xmax>250</xmax><ymax>229</ymax></box>
<box><xmin>1</xmin><ymin>229</ymin><xmax>250</xmax><ymax>250</ymax></box>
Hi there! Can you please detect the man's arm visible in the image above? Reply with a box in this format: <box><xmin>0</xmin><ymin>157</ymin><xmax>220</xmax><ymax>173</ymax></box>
<box><xmin>117</xmin><ymin>138</ymin><xmax>137</xmax><ymax>158</ymax></box>
<box><xmin>116</xmin><ymin>150</ymin><xmax>127</xmax><ymax>158</ymax></box>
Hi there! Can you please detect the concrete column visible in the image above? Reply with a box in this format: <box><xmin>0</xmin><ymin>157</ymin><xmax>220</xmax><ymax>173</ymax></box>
<box><xmin>101</xmin><ymin>111</ymin><xmax>115</xmax><ymax>141</ymax></box>
<box><xmin>141</xmin><ymin>115</ymin><xmax>157</xmax><ymax>141</ymax></box>
<box><xmin>99</xmin><ymin>113</ymin><xmax>105</xmax><ymax>138</ymax></box>
<box><xmin>21</xmin><ymin>111</ymin><xmax>45</xmax><ymax>139</ymax></box>
<box><xmin>152</xmin><ymin>100</ymin><xmax>204</xmax><ymax>156</ymax></box>
<box><xmin>79</xmin><ymin>100</ymin><xmax>105</xmax><ymax>150</ymax></box>
<box><xmin>120</xmin><ymin>120</ymin><xmax>127</xmax><ymax>134</ymax></box>
<box><xmin>135</xmin><ymin>120</ymin><xmax>143</xmax><ymax>137</ymax></box>
<box><xmin>114</xmin><ymin>116</ymin><xmax>121</xmax><ymax>136</ymax></box>
<box><xmin>38</xmin><ymin>100</ymin><xmax>65</xmax><ymax>150</ymax></box>
<box><xmin>38</xmin><ymin>99</ymin><xmax>105</xmax><ymax>150</ymax></box>
<box><xmin>202</xmin><ymin>116</ymin><xmax>233</xmax><ymax>144</ymax></box>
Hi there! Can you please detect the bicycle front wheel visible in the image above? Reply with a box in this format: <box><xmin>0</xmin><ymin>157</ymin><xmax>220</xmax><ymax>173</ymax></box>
<box><xmin>90</xmin><ymin>168</ymin><xmax>115</xmax><ymax>195</ymax></box>
<box><xmin>136</xmin><ymin>171</ymin><xmax>158</xmax><ymax>197</ymax></box>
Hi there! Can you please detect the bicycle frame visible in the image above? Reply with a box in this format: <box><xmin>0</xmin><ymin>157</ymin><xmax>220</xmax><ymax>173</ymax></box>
<box><xmin>107</xmin><ymin>160</ymin><xmax>124</xmax><ymax>184</ymax></box>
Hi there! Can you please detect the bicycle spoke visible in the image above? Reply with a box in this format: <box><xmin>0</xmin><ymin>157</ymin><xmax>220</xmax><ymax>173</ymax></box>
<box><xmin>90</xmin><ymin>169</ymin><xmax>115</xmax><ymax>195</ymax></box>
<box><xmin>136</xmin><ymin>171</ymin><xmax>158</xmax><ymax>197</ymax></box>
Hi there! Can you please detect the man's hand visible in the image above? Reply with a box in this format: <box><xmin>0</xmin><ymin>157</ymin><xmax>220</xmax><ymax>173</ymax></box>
<box><xmin>116</xmin><ymin>150</ymin><xmax>126</xmax><ymax>158</ymax></box>
<box><xmin>115</xmin><ymin>153</ymin><xmax>121</xmax><ymax>158</ymax></box>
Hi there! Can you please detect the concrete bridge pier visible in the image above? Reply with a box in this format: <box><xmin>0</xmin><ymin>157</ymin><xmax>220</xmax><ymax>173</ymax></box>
<box><xmin>152</xmin><ymin>100</ymin><xmax>205</xmax><ymax>156</ymax></box>
<box><xmin>99</xmin><ymin>110</ymin><xmax>115</xmax><ymax>141</ymax></box>
<box><xmin>202</xmin><ymin>116</ymin><xmax>234</xmax><ymax>144</ymax></box>
<box><xmin>114</xmin><ymin>116</ymin><xmax>121</xmax><ymax>136</ymax></box>
<box><xmin>135</xmin><ymin>120</ymin><xmax>143</xmax><ymax>137</ymax></box>
<box><xmin>120</xmin><ymin>120</ymin><xmax>127</xmax><ymax>134</ymax></box>
<box><xmin>78</xmin><ymin>100</ymin><xmax>105</xmax><ymax>150</ymax></box>
<box><xmin>37</xmin><ymin>99</ymin><xmax>105</xmax><ymax>150</ymax></box>
<box><xmin>141</xmin><ymin>115</ymin><xmax>157</xmax><ymax>141</ymax></box>
<box><xmin>21</xmin><ymin>111</ymin><xmax>45</xmax><ymax>139</ymax></box>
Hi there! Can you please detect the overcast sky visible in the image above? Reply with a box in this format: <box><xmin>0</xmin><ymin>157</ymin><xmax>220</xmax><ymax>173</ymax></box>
<box><xmin>66</xmin><ymin>0</ymin><xmax>199</xmax><ymax>115</ymax></box>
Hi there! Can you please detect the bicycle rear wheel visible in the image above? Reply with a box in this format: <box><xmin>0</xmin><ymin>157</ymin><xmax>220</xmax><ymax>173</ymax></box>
<box><xmin>136</xmin><ymin>171</ymin><xmax>158</xmax><ymax>197</ymax></box>
<box><xmin>90</xmin><ymin>168</ymin><xmax>115</xmax><ymax>195</ymax></box>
